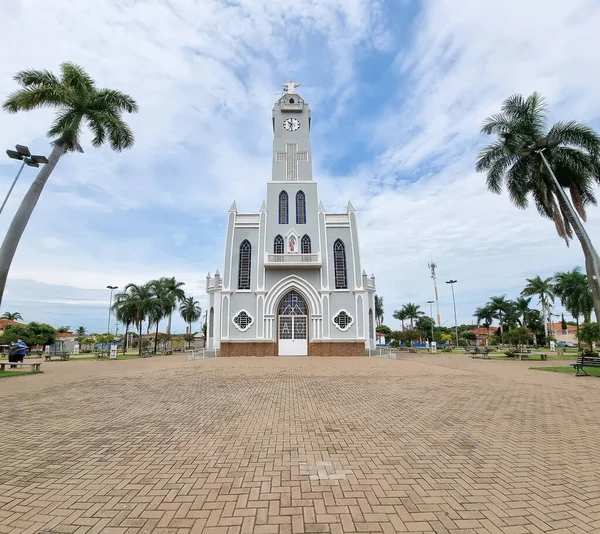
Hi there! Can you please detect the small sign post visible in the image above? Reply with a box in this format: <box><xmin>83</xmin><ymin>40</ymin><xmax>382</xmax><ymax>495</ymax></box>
<box><xmin>110</xmin><ymin>344</ymin><xmax>118</xmax><ymax>359</ymax></box>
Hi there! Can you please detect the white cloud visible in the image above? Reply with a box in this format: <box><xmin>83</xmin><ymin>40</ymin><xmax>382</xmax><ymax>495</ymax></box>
<box><xmin>0</xmin><ymin>0</ymin><xmax>599</xmax><ymax>332</ymax></box>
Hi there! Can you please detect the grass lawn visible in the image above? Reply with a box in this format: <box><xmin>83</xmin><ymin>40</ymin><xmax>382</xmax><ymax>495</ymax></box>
<box><xmin>0</xmin><ymin>370</ymin><xmax>42</xmax><ymax>378</ymax></box>
<box><xmin>488</xmin><ymin>354</ymin><xmax>578</xmax><ymax>361</ymax></box>
<box><xmin>532</xmin><ymin>366</ymin><xmax>600</xmax><ymax>377</ymax></box>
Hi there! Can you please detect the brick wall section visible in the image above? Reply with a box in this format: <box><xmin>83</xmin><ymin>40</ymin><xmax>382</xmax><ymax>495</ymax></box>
<box><xmin>220</xmin><ymin>341</ymin><xmax>365</xmax><ymax>356</ymax></box>
<box><xmin>309</xmin><ymin>341</ymin><xmax>365</xmax><ymax>357</ymax></box>
<box><xmin>220</xmin><ymin>341</ymin><xmax>276</xmax><ymax>357</ymax></box>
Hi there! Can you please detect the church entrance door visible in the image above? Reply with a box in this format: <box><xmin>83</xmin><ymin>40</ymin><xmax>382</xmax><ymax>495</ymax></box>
<box><xmin>277</xmin><ymin>290</ymin><xmax>308</xmax><ymax>356</ymax></box>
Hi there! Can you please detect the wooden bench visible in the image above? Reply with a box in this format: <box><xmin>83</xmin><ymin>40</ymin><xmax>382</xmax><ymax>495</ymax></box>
<box><xmin>471</xmin><ymin>347</ymin><xmax>490</xmax><ymax>359</ymax></box>
<box><xmin>45</xmin><ymin>352</ymin><xmax>70</xmax><ymax>361</ymax></box>
<box><xmin>1</xmin><ymin>362</ymin><xmax>42</xmax><ymax>372</ymax></box>
<box><xmin>570</xmin><ymin>355</ymin><xmax>600</xmax><ymax>376</ymax></box>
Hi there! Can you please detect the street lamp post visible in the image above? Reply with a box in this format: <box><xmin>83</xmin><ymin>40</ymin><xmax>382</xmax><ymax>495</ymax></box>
<box><xmin>106</xmin><ymin>285</ymin><xmax>118</xmax><ymax>335</ymax></box>
<box><xmin>446</xmin><ymin>280</ymin><xmax>459</xmax><ymax>348</ymax></box>
<box><xmin>2</xmin><ymin>145</ymin><xmax>48</xmax><ymax>216</ymax></box>
<box><xmin>426</xmin><ymin>300</ymin><xmax>435</xmax><ymax>345</ymax></box>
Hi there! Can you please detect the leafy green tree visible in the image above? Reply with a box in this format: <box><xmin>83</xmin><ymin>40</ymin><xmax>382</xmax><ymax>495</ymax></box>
<box><xmin>400</xmin><ymin>303</ymin><xmax>424</xmax><ymax>329</ymax></box>
<box><xmin>474</xmin><ymin>305</ymin><xmax>495</xmax><ymax>337</ymax></box>
<box><xmin>416</xmin><ymin>315</ymin><xmax>434</xmax><ymax>341</ymax></box>
<box><xmin>487</xmin><ymin>295</ymin><xmax>510</xmax><ymax>342</ymax></box>
<box><xmin>180</xmin><ymin>296</ymin><xmax>202</xmax><ymax>349</ymax></box>
<box><xmin>160</xmin><ymin>277</ymin><xmax>186</xmax><ymax>336</ymax></box>
<box><xmin>514</xmin><ymin>297</ymin><xmax>531</xmax><ymax>328</ymax></box>
<box><xmin>476</xmin><ymin>92</ymin><xmax>600</xmax><ymax>323</ymax></box>
<box><xmin>504</xmin><ymin>327</ymin><xmax>533</xmax><ymax>349</ymax></box>
<box><xmin>521</xmin><ymin>276</ymin><xmax>555</xmax><ymax>340</ymax></box>
<box><xmin>392</xmin><ymin>308</ymin><xmax>407</xmax><ymax>330</ymax></box>
<box><xmin>0</xmin><ymin>62</ymin><xmax>138</xmax><ymax>306</ymax></box>
<box><xmin>1</xmin><ymin>312</ymin><xmax>23</xmax><ymax>321</ymax></box>
<box><xmin>376</xmin><ymin>324</ymin><xmax>392</xmax><ymax>343</ymax></box>
<box><xmin>119</xmin><ymin>282</ymin><xmax>161</xmax><ymax>356</ymax></box>
<box><xmin>56</xmin><ymin>325</ymin><xmax>70</xmax><ymax>333</ymax></box>
<box><xmin>576</xmin><ymin>322</ymin><xmax>600</xmax><ymax>351</ymax></box>
<box><xmin>0</xmin><ymin>322</ymin><xmax>56</xmax><ymax>346</ymax></box>
<box><xmin>374</xmin><ymin>295</ymin><xmax>384</xmax><ymax>327</ymax></box>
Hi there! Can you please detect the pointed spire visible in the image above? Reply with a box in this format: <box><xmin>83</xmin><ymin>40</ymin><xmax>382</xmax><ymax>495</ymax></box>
<box><xmin>260</xmin><ymin>200</ymin><xmax>267</xmax><ymax>212</ymax></box>
<box><xmin>362</xmin><ymin>269</ymin><xmax>367</xmax><ymax>276</ymax></box>
<box><xmin>318</xmin><ymin>201</ymin><xmax>325</xmax><ymax>212</ymax></box>
<box><xmin>229</xmin><ymin>201</ymin><xmax>237</xmax><ymax>212</ymax></box>
<box><xmin>215</xmin><ymin>269</ymin><xmax>220</xmax><ymax>276</ymax></box>
<box><xmin>370</xmin><ymin>273</ymin><xmax>375</xmax><ymax>279</ymax></box>
<box><xmin>206</xmin><ymin>272</ymin><xmax>211</xmax><ymax>278</ymax></box>
<box><xmin>347</xmin><ymin>200</ymin><xmax>356</xmax><ymax>212</ymax></box>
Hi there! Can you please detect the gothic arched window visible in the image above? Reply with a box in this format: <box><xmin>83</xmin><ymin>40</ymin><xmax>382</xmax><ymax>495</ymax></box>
<box><xmin>369</xmin><ymin>309</ymin><xmax>374</xmax><ymax>339</ymax></box>
<box><xmin>301</xmin><ymin>234</ymin><xmax>311</xmax><ymax>254</ymax></box>
<box><xmin>238</xmin><ymin>240</ymin><xmax>251</xmax><ymax>289</ymax></box>
<box><xmin>274</xmin><ymin>234</ymin><xmax>284</xmax><ymax>254</ymax></box>
<box><xmin>279</xmin><ymin>191</ymin><xmax>288</xmax><ymax>224</ymax></box>
<box><xmin>209</xmin><ymin>307</ymin><xmax>214</xmax><ymax>339</ymax></box>
<box><xmin>333</xmin><ymin>239</ymin><xmax>347</xmax><ymax>289</ymax></box>
<box><xmin>296</xmin><ymin>191</ymin><xmax>306</xmax><ymax>224</ymax></box>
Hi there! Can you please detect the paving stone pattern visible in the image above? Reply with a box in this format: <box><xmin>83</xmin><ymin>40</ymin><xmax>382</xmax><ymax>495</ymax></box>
<box><xmin>1</xmin><ymin>354</ymin><xmax>600</xmax><ymax>533</ymax></box>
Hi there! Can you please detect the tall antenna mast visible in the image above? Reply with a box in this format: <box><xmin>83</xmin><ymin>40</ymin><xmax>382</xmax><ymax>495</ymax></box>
<box><xmin>428</xmin><ymin>259</ymin><xmax>441</xmax><ymax>326</ymax></box>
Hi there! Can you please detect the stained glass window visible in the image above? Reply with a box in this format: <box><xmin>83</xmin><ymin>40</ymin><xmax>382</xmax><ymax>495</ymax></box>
<box><xmin>333</xmin><ymin>239</ymin><xmax>347</xmax><ymax>289</ymax></box>
<box><xmin>238</xmin><ymin>240</ymin><xmax>251</xmax><ymax>289</ymax></box>
<box><xmin>296</xmin><ymin>191</ymin><xmax>306</xmax><ymax>224</ymax></box>
<box><xmin>301</xmin><ymin>234</ymin><xmax>311</xmax><ymax>254</ymax></box>
<box><xmin>274</xmin><ymin>234</ymin><xmax>284</xmax><ymax>254</ymax></box>
<box><xmin>279</xmin><ymin>191</ymin><xmax>288</xmax><ymax>224</ymax></box>
<box><xmin>233</xmin><ymin>311</ymin><xmax>253</xmax><ymax>330</ymax></box>
<box><xmin>333</xmin><ymin>310</ymin><xmax>353</xmax><ymax>331</ymax></box>
<box><xmin>278</xmin><ymin>290</ymin><xmax>307</xmax><ymax>316</ymax></box>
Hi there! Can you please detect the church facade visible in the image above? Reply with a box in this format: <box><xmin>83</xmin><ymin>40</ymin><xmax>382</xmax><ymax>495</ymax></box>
<box><xmin>206</xmin><ymin>82</ymin><xmax>376</xmax><ymax>357</ymax></box>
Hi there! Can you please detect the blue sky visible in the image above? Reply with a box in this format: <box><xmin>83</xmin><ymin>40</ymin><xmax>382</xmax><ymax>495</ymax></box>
<box><xmin>1</xmin><ymin>0</ymin><xmax>600</xmax><ymax>334</ymax></box>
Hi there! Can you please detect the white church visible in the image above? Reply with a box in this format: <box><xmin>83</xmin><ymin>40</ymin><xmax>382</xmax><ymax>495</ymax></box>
<box><xmin>206</xmin><ymin>82</ymin><xmax>377</xmax><ymax>357</ymax></box>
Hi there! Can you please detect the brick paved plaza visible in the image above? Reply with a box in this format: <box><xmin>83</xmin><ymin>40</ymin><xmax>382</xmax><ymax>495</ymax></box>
<box><xmin>1</xmin><ymin>354</ymin><xmax>600</xmax><ymax>534</ymax></box>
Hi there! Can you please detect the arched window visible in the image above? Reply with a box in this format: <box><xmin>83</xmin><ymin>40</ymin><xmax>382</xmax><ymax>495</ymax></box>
<box><xmin>238</xmin><ymin>240</ymin><xmax>251</xmax><ymax>289</ymax></box>
<box><xmin>279</xmin><ymin>191</ymin><xmax>288</xmax><ymax>224</ymax></box>
<box><xmin>301</xmin><ymin>234</ymin><xmax>311</xmax><ymax>254</ymax></box>
<box><xmin>369</xmin><ymin>309</ymin><xmax>374</xmax><ymax>339</ymax></box>
<box><xmin>209</xmin><ymin>307</ymin><xmax>214</xmax><ymax>339</ymax></box>
<box><xmin>274</xmin><ymin>234</ymin><xmax>284</xmax><ymax>254</ymax></box>
<box><xmin>296</xmin><ymin>191</ymin><xmax>306</xmax><ymax>224</ymax></box>
<box><xmin>333</xmin><ymin>239</ymin><xmax>347</xmax><ymax>289</ymax></box>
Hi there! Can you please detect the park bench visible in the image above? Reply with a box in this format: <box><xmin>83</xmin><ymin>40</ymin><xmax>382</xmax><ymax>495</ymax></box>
<box><xmin>570</xmin><ymin>355</ymin><xmax>600</xmax><ymax>376</ymax></box>
<box><xmin>95</xmin><ymin>351</ymin><xmax>109</xmax><ymax>359</ymax></box>
<box><xmin>1</xmin><ymin>361</ymin><xmax>42</xmax><ymax>372</ymax></box>
<box><xmin>45</xmin><ymin>352</ymin><xmax>70</xmax><ymax>361</ymax></box>
<box><xmin>471</xmin><ymin>347</ymin><xmax>490</xmax><ymax>359</ymax></box>
<box><xmin>140</xmin><ymin>349</ymin><xmax>152</xmax><ymax>358</ymax></box>
<box><xmin>514</xmin><ymin>352</ymin><xmax>547</xmax><ymax>361</ymax></box>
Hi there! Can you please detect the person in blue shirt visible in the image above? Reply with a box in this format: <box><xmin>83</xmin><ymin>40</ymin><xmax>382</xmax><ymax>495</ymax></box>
<box><xmin>14</xmin><ymin>339</ymin><xmax>27</xmax><ymax>361</ymax></box>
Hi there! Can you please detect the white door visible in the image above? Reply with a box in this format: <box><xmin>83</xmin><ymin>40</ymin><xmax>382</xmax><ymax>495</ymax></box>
<box><xmin>278</xmin><ymin>291</ymin><xmax>308</xmax><ymax>356</ymax></box>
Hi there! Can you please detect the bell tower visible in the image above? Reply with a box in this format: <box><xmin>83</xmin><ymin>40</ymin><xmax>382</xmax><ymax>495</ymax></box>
<box><xmin>271</xmin><ymin>81</ymin><xmax>313</xmax><ymax>182</ymax></box>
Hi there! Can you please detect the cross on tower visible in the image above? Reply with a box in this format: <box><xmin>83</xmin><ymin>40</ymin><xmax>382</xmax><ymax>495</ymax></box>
<box><xmin>276</xmin><ymin>143</ymin><xmax>308</xmax><ymax>181</ymax></box>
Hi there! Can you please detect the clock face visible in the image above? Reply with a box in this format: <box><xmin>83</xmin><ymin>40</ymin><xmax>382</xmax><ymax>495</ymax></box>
<box><xmin>283</xmin><ymin>118</ymin><xmax>301</xmax><ymax>131</ymax></box>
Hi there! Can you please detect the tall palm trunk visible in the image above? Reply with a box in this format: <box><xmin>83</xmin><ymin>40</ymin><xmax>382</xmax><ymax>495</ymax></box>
<box><xmin>138</xmin><ymin>320</ymin><xmax>143</xmax><ymax>356</ymax></box>
<box><xmin>542</xmin><ymin>302</ymin><xmax>548</xmax><ymax>341</ymax></box>
<box><xmin>189</xmin><ymin>321</ymin><xmax>192</xmax><ymax>349</ymax></box>
<box><xmin>0</xmin><ymin>143</ymin><xmax>67</xmax><ymax>305</ymax></box>
<box><xmin>154</xmin><ymin>321</ymin><xmax>159</xmax><ymax>354</ymax></box>
<box><xmin>542</xmin><ymin>151</ymin><xmax>600</xmax><ymax>323</ymax></box>
<box><xmin>123</xmin><ymin>322</ymin><xmax>130</xmax><ymax>354</ymax></box>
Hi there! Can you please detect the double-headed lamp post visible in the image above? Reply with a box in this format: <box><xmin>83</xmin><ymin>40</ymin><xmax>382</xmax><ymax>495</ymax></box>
<box><xmin>426</xmin><ymin>300</ymin><xmax>435</xmax><ymax>344</ymax></box>
<box><xmin>446</xmin><ymin>280</ymin><xmax>459</xmax><ymax>348</ymax></box>
<box><xmin>3</xmin><ymin>145</ymin><xmax>48</xmax><ymax>215</ymax></box>
<box><xmin>106</xmin><ymin>285</ymin><xmax>118</xmax><ymax>334</ymax></box>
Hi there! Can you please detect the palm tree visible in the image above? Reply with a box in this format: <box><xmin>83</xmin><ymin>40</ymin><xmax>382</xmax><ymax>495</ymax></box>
<box><xmin>514</xmin><ymin>297</ymin><xmax>531</xmax><ymax>328</ymax></box>
<box><xmin>149</xmin><ymin>279</ymin><xmax>172</xmax><ymax>354</ymax></box>
<box><xmin>487</xmin><ymin>295</ymin><xmax>509</xmax><ymax>343</ymax></box>
<box><xmin>119</xmin><ymin>283</ymin><xmax>160</xmax><ymax>356</ymax></box>
<box><xmin>374</xmin><ymin>295</ymin><xmax>384</xmax><ymax>327</ymax></box>
<box><xmin>502</xmin><ymin>300</ymin><xmax>520</xmax><ymax>331</ymax></box>
<box><xmin>392</xmin><ymin>308</ymin><xmax>407</xmax><ymax>331</ymax></box>
<box><xmin>180</xmin><ymin>296</ymin><xmax>202</xmax><ymax>349</ymax></box>
<box><xmin>112</xmin><ymin>292</ymin><xmax>138</xmax><ymax>353</ymax></box>
<box><xmin>1</xmin><ymin>311</ymin><xmax>22</xmax><ymax>321</ymax></box>
<box><xmin>0</xmin><ymin>62</ymin><xmax>138</xmax><ymax>306</ymax></box>
<box><xmin>521</xmin><ymin>276</ymin><xmax>555</xmax><ymax>341</ymax></box>
<box><xmin>554</xmin><ymin>267</ymin><xmax>594</xmax><ymax>347</ymax></box>
<box><xmin>473</xmin><ymin>305</ymin><xmax>495</xmax><ymax>338</ymax></box>
<box><xmin>160</xmin><ymin>277</ymin><xmax>186</xmax><ymax>336</ymax></box>
<box><xmin>476</xmin><ymin>92</ymin><xmax>600</xmax><ymax>323</ymax></box>
<box><xmin>75</xmin><ymin>326</ymin><xmax>86</xmax><ymax>337</ymax></box>
<box><xmin>401</xmin><ymin>303</ymin><xmax>424</xmax><ymax>329</ymax></box>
